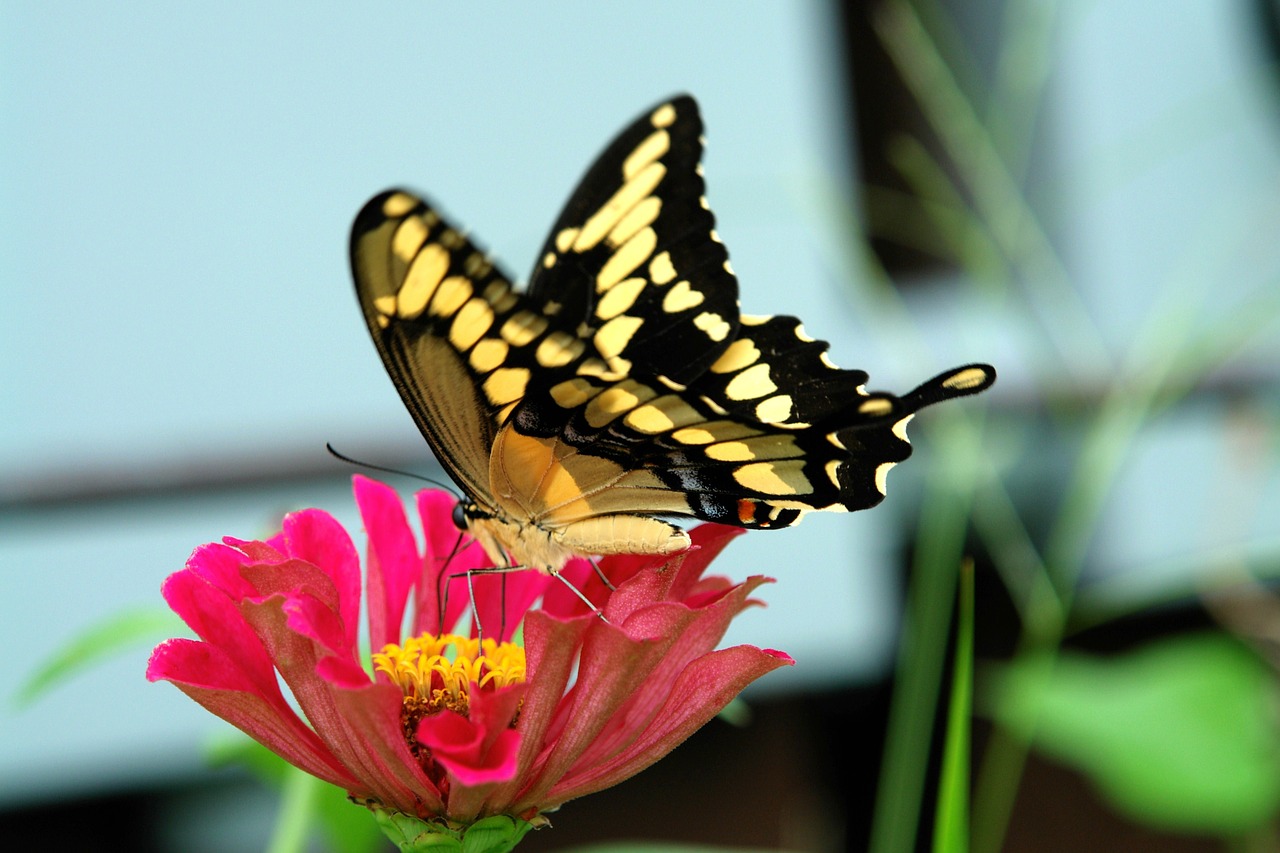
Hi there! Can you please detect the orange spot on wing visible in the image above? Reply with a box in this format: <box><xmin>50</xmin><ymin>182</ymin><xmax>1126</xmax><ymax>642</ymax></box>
<box><xmin>737</xmin><ymin>499</ymin><xmax>756</xmax><ymax>525</ymax></box>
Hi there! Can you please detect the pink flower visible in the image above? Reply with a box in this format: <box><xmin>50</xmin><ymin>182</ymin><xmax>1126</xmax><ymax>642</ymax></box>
<box><xmin>147</xmin><ymin>476</ymin><xmax>792</xmax><ymax>835</ymax></box>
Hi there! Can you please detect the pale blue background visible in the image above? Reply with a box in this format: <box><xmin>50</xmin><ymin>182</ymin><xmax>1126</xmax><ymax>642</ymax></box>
<box><xmin>3</xmin><ymin>0</ymin><xmax>1279</xmax><ymax>819</ymax></box>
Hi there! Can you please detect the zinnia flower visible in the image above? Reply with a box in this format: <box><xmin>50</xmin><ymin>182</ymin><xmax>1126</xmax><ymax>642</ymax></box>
<box><xmin>147</xmin><ymin>476</ymin><xmax>792</xmax><ymax>850</ymax></box>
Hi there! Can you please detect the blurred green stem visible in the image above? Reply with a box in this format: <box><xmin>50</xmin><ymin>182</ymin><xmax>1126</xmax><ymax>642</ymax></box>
<box><xmin>933</xmin><ymin>561</ymin><xmax>975</xmax><ymax>853</ymax></box>
<box><xmin>869</xmin><ymin>412</ymin><xmax>985</xmax><ymax>853</ymax></box>
<box><xmin>267</xmin><ymin>768</ymin><xmax>322</xmax><ymax>853</ymax></box>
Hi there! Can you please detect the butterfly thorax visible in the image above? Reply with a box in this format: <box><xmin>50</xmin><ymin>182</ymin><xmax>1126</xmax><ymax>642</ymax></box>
<box><xmin>463</xmin><ymin>511</ymin><xmax>577</xmax><ymax>575</ymax></box>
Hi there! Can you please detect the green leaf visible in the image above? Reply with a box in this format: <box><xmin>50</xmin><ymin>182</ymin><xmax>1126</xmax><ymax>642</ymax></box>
<box><xmin>15</xmin><ymin>607</ymin><xmax>182</xmax><ymax>706</ymax></box>
<box><xmin>988</xmin><ymin>632</ymin><xmax>1280</xmax><ymax>833</ymax></box>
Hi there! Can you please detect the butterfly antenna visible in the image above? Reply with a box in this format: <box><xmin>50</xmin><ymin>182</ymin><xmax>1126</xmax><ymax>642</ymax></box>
<box><xmin>325</xmin><ymin>443</ymin><xmax>462</xmax><ymax>499</ymax></box>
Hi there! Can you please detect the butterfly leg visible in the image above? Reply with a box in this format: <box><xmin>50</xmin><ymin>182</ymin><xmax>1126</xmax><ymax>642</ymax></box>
<box><xmin>549</xmin><ymin>570</ymin><xmax>610</xmax><ymax>622</ymax></box>
<box><xmin>588</xmin><ymin>557</ymin><xmax>616</xmax><ymax>592</ymax></box>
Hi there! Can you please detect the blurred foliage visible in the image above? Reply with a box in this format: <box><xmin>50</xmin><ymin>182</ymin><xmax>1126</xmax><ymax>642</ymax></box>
<box><xmin>14</xmin><ymin>607</ymin><xmax>181</xmax><ymax>707</ymax></box>
<box><xmin>840</xmin><ymin>1</ymin><xmax>1280</xmax><ymax>852</ymax></box>
<box><xmin>987</xmin><ymin>632</ymin><xmax>1280</xmax><ymax>833</ymax></box>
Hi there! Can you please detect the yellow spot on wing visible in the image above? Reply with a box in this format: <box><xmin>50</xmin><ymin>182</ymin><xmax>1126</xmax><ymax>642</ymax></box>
<box><xmin>710</xmin><ymin>338</ymin><xmax>760</xmax><ymax>374</ymax></box>
<box><xmin>724</xmin><ymin>363</ymin><xmax>777</xmax><ymax>401</ymax></box>
<box><xmin>825</xmin><ymin>459</ymin><xmax>842</xmax><ymax>487</ymax></box>
<box><xmin>595</xmin><ymin>277</ymin><xmax>647</xmax><ymax>320</ymax></box>
<box><xmin>398</xmin><ymin>243</ymin><xmax>450</xmax><ymax>318</ymax></box>
<box><xmin>693</xmin><ymin>311</ymin><xmax>730</xmax><ymax>342</ymax></box>
<box><xmin>662</xmin><ymin>281</ymin><xmax>704</xmax><ymax>313</ymax></box>
<box><xmin>875</xmin><ymin>461</ymin><xmax>896</xmax><ymax>494</ymax></box>
<box><xmin>575</xmin><ymin>161</ymin><xmax>666</xmax><ymax>253</ymax></box>
<box><xmin>382</xmin><ymin>192</ymin><xmax>417</xmax><ymax>217</ymax></box>
<box><xmin>892</xmin><ymin>414</ymin><xmax>915</xmax><ymax>442</ymax></box>
<box><xmin>448</xmin><ymin>298</ymin><xmax>495</xmax><ymax>351</ymax></box>
<box><xmin>672</xmin><ymin>421</ymin><xmax>760</xmax><ymax>444</ymax></box>
<box><xmin>623</xmin><ymin>129</ymin><xmax>671</xmax><ymax>179</ymax></box>
<box><xmin>470</xmin><ymin>338</ymin><xmax>509</xmax><ymax>372</ymax></box>
<box><xmin>706</xmin><ymin>441</ymin><xmax>753</xmax><ymax>461</ymax></box>
<box><xmin>608</xmin><ymin>196</ymin><xmax>662</xmax><ymax>247</ymax></box>
<box><xmin>429</xmin><ymin>275</ymin><xmax>472</xmax><ymax>317</ymax></box>
<box><xmin>596</xmin><ymin>226</ymin><xmax>658</xmax><ymax>292</ymax></box>
<box><xmin>555</xmin><ymin>227</ymin><xmax>579</xmax><ymax>253</ymax></box>
<box><xmin>707</xmin><ymin>435</ymin><xmax>800</xmax><ymax>462</ymax></box>
<box><xmin>733</xmin><ymin>460</ymin><xmax>811</xmax><ymax>496</ymax></box>
<box><xmin>535</xmin><ymin>331</ymin><xmax>584</xmax><ymax>368</ymax></box>
<box><xmin>755</xmin><ymin>395</ymin><xmax>793</xmax><ymax>423</ymax></box>
<box><xmin>623</xmin><ymin>394</ymin><xmax>702</xmax><ymax>434</ymax></box>
<box><xmin>584</xmin><ymin>381</ymin><xmax>654</xmax><ymax>427</ymax></box>
<box><xmin>651</xmin><ymin>103</ymin><xmax>677</xmax><ymax>128</ymax></box>
<box><xmin>483</xmin><ymin>367</ymin><xmax>530</xmax><ymax>406</ymax></box>
<box><xmin>943</xmin><ymin>366</ymin><xmax>992</xmax><ymax>390</ymax></box>
<box><xmin>392</xmin><ymin>217</ymin><xmax>428</xmax><ymax>262</ymax></box>
<box><xmin>593</xmin><ymin>314</ymin><xmax>644</xmax><ymax>359</ymax></box>
<box><xmin>649</xmin><ymin>251</ymin><xmax>677</xmax><ymax>284</ymax></box>
<box><xmin>859</xmin><ymin>398</ymin><xmax>894</xmax><ymax>416</ymax></box>
<box><xmin>501</xmin><ymin>311</ymin><xmax>549</xmax><ymax>346</ymax></box>
<box><xmin>550</xmin><ymin>377</ymin><xmax>599</xmax><ymax>408</ymax></box>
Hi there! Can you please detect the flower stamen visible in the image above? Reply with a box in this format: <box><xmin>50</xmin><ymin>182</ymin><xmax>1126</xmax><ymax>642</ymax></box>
<box><xmin>373</xmin><ymin>632</ymin><xmax>526</xmax><ymax>719</ymax></box>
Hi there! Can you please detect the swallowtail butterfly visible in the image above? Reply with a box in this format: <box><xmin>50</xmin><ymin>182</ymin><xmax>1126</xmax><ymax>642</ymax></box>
<box><xmin>351</xmin><ymin>95</ymin><xmax>995</xmax><ymax>575</ymax></box>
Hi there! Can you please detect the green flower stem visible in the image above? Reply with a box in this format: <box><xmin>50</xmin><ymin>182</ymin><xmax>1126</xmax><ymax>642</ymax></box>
<box><xmin>266</xmin><ymin>768</ymin><xmax>322</xmax><ymax>853</ymax></box>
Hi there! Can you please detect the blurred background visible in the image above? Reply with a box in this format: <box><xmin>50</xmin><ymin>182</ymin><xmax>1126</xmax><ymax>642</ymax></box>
<box><xmin>3</xmin><ymin>2</ymin><xmax>1280</xmax><ymax>851</ymax></box>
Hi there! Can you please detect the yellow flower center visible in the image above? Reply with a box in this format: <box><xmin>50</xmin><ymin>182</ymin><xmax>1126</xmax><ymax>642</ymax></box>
<box><xmin>372</xmin><ymin>633</ymin><xmax>526</xmax><ymax>726</ymax></box>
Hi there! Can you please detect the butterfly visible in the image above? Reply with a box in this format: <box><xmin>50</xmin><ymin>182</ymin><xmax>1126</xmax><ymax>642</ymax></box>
<box><xmin>350</xmin><ymin>94</ymin><xmax>995</xmax><ymax>576</ymax></box>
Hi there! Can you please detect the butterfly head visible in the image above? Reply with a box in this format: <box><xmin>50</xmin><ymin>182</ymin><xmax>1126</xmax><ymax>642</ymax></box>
<box><xmin>452</xmin><ymin>499</ymin><xmax>489</xmax><ymax>532</ymax></box>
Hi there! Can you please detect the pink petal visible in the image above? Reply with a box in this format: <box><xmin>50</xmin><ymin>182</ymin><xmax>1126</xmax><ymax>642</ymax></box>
<box><xmin>354</xmin><ymin>475</ymin><xmax>420</xmax><ymax>652</ymax></box>
<box><xmin>485</xmin><ymin>610</ymin><xmax>592</xmax><ymax>809</ymax></box>
<box><xmin>513</xmin><ymin>617</ymin><xmax>677</xmax><ymax>808</ymax></box>
<box><xmin>538</xmin><ymin>645</ymin><xmax>793</xmax><ymax>808</ymax></box>
<box><xmin>569</xmin><ymin>577</ymin><xmax>773</xmax><ymax>771</ymax></box>
<box><xmin>418</xmin><ymin>713</ymin><xmax>518</xmax><ymax>787</ymax></box>
<box><xmin>278</xmin><ymin>510</ymin><xmax>362</xmax><ymax>649</ymax></box>
<box><xmin>147</xmin><ymin>638</ymin><xmax>359</xmax><ymax>790</ymax></box>
<box><xmin>159</xmin><ymin>569</ymin><xmax>279</xmax><ymax>702</ymax></box>
<box><xmin>427</xmin><ymin>684</ymin><xmax>527</xmax><ymax>819</ymax></box>
<box><xmin>326</xmin><ymin>678</ymin><xmax>446</xmax><ymax>815</ymax></box>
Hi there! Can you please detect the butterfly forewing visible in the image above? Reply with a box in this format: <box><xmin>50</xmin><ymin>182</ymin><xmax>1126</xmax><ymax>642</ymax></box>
<box><xmin>527</xmin><ymin>96</ymin><xmax>740</xmax><ymax>386</ymax></box>
<box><xmin>352</xmin><ymin>191</ymin><xmax>581</xmax><ymax>506</ymax></box>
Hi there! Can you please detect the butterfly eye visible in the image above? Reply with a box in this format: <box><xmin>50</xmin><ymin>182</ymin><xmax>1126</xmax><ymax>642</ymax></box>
<box><xmin>451</xmin><ymin>502</ymin><xmax>469</xmax><ymax>531</ymax></box>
